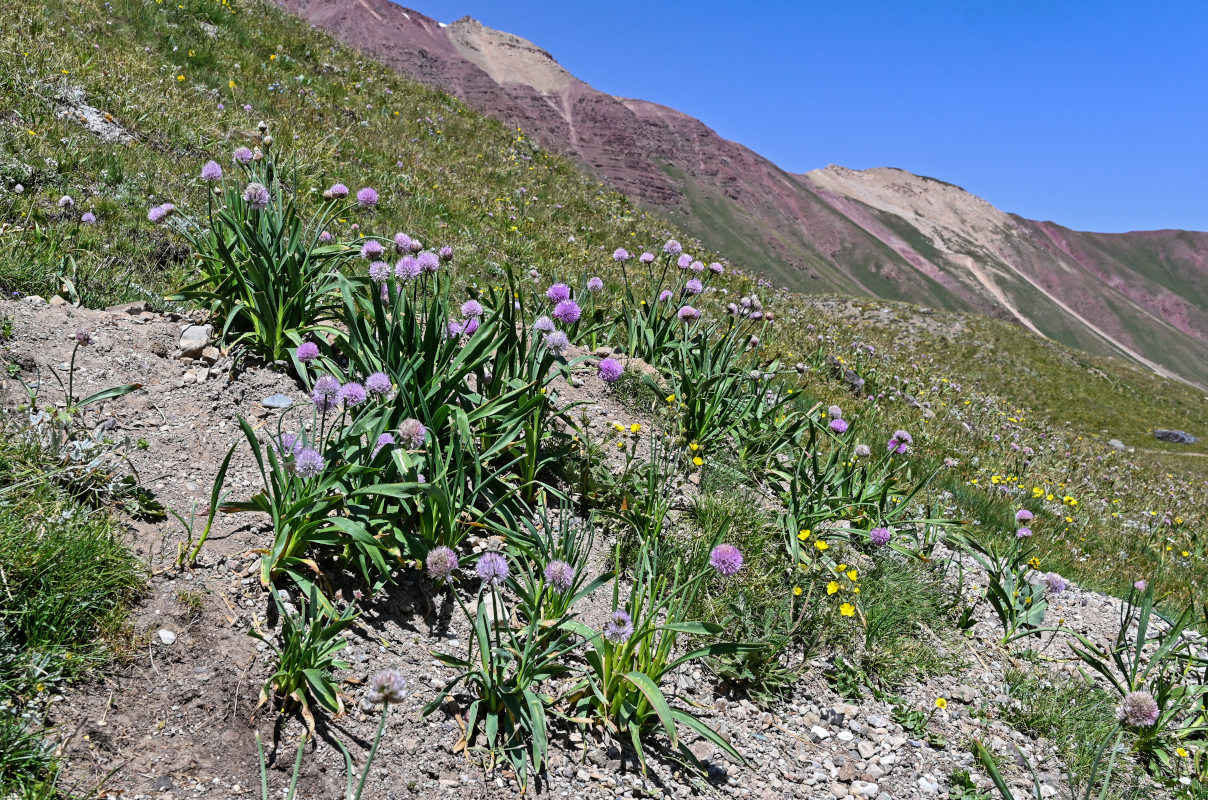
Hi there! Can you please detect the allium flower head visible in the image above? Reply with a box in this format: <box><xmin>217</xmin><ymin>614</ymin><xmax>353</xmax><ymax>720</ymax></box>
<box><xmin>544</xmin><ymin>560</ymin><xmax>575</xmax><ymax>593</ymax></box>
<box><xmin>58</xmin><ymin>195</ymin><xmax>74</xmax><ymax>208</ymax></box>
<box><xmin>1134</xmin><ymin>579</ymin><xmax>1148</xmax><ymax>591</ymax></box>
<box><xmin>233</xmin><ymin>147</ymin><xmax>254</xmax><ymax>164</ymax></box>
<box><xmin>463</xmin><ymin>318</ymin><xmax>480</xmax><ymax>336</ymax></box>
<box><xmin>533</xmin><ymin>316</ymin><xmax>556</xmax><ymax>334</ymax></box>
<box><xmin>612</xmin><ymin>248</ymin><xmax>630</xmax><ymax>261</ymax></box>
<box><xmin>684</xmin><ymin>279</ymin><xmax>703</xmax><ymax>295</ymax></box>
<box><xmin>870</xmin><ymin>526</ymin><xmax>892</xmax><ymax>545</ymax></box>
<box><xmin>417</xmin><ymin>251</ymin><xmax>440</xmax><ymax>273</ymax></box>
<box><xmin>294</xmin><ymin>448</ymin><xmax>325</xmax><ymax>478</ymax></box>
<box><xmin>439</xmin><ymin>245</ymin><xmax>453</xmax><ymax>261</ymax></box>
<box><xmin>296</xmin><ymin>342</ymin><xmax>320</xmax><ymax>363</ymax></box>
<box><xmin>200</xmin><ymin>160</ymin><xmax>223</xmax><ymax>181</ymax></box>
<box><xmin>830</xmin><ymin>418</ymin><xmax>849</xmax><ymax>434</ymax></box>
<box><xmin>676</xmin><ymin>254</ymin><xmax>691</xmax><ymax>270</ymax></box>
<box><xmin>393</xmin><ymin>232</ymin><xmax>412</xmax><ymax>253</ymax></box>
<box><xmin>447</xmin><ymin>320</ymin><xmax>464</xmax><ymax>338</ymax></box>
<box><xmin>855</xmin><ymin>443</ymin><xmax>871</xmax><ymax>457</ymax></box>
<box><xmin>275</xmin><ymin>432</ymin><xmax>303</xmax><ymax>458</ymax></box>
<box><xmin>602</xmin><ymin>609</ymin><xmax>634</xmax><ymax>643</ymax></box>
<box><xmin>318</xmin><ymin>230</ymin><xmax>333</xmax><ymax>244</ymax></box>
<box><xmin>599</xmin><ymin>358</ymin><xmax>623</xmax><ymax>383</ymax></box>
<box><xmin>476</xmin><ymin>552</ymin><xmax>509</xmax><ymax>587</ymax></box>
<box><xmin>366</xmin><ymin>669</ymin><xmax>407</xmax><ymax>705</ymax></box>
<box><xmin>395</xmin><ymin>256</ymin><xmax>421</xmax><ymax>282</ymax></box>
<box><xmin>678</xmin><ymin>305</ymin><xmax>700</xmax><ymax>322</ymax></box>
<box><xmin>365</xmin><ymin>372</ymin><xmax>392</xmax><ymax>396</ymax></box>
<box><xmin>368</xmin><ymin>261</ymin><xmax>391</xmax><ymax>283</ymax></box>
<box><xmin>1016</xmin><ymin>526</ymin><xmax>1033</xmax><ymax>539</ymax></box>
<box><xmin>371</xmin><ymin>432</ymin><xmax>395</xmax><ymax>458</ymax></box>
<box><xmin>426</xmin><ymin>546</ymin><xmax>459</xmax><ymax>583</ymax></box>
<box><xmin>587</xmin><ymin>276</ymin><xmax>604</xmax><ymax>291</ymax></box>
<box><xmin>828</xmin><ymin>405</ymin><xmax>844</xmax><ymax>419</ymax></box>
<box><xmin>544</xmin><ymin>330</ymin><xmax>570</xmax><ymax>356</ymax></box>
<box><xmin>458</xmin><ymin>300</ymin><xmax>482</xmax><ymax>319</ymax></box>
<box><xmin>690</xmin><ymin>260</ymin><xmax>705</xmax><ymax>273</ymax></box>
<box><xmin>398</xmin><ymin>418</ymin><xmax>427</xmax><ymax>449</ymax></box>
<box><xmin>72</xmin><ymin>329</ymin><xmax>93</xmax><ymax>346</ymax></box>
<box><xmin>709</xmin><ymin>544</ymin><xmax>744</xmax><ymax>576</ymax></box>
<box><xmin>546</xmin><ymin>283</ymin><xmax>571</xmax><ymax>303</ymax></box>
<box><xmin>1044</xmin><ymin>572</ymin><xmax>1067</xmax><ymax>593</ymax></box>
<box><xmin>339</xmin><ymin>381</ymin><xmax>367</xmax><ymax>406</ymax></box>
<box><xmin>1118</xmin><ymin>691</ymin><xmax>1159</xmax><ymax>727</ymax></box>
<box><xmin>356</xmin><ymin>187</ymin><xmax>379</xmax><ymax>207</ymax></box>
<box><xmin>81</xmin><ymin>212</ymin><xmax>97</xmax><ymax>224</ymax></box>
<box><xmin>639</xmin><ymin>252</ymin><xmax>655</xmax><ymax>263</ymax></box>
<box><xmin>552</xmin><ymin>300</ymin><xmax>581</xmax><ymax>325</ymax></box>
<box><xmin>664</xmin><ymin>239</ymin><xmax>682</xmax><ymax>254</ymax></box>
<box><xmin>243</xmin><ymin>182</ymin><xmax>270</xmax><ymax>210</ymax></box>
<box><xmin>360</xmin><ymin>239</ymin><xmax>384</xmax><ymax>260</ymax></box>
<box><xmin>709</xmin><ymin>262</ymin><xmax>724</xmax><ymax>275</ymax></box>
<box><xmin>147</xmin><ymin>203</ymin><xmax>176</xmax><ymax>223</ymax></box>
<box><xmin>1016</xmin><ymin>509</ymin><xmax>1034</xmax><ymax>523</ymax></box>
<box><xmin>408</xmin><ymin>239</ymin><xmax>423</xmax><ymax>253</ymax></box>
<box><xmin>659</xmin><ymin>289</ymin><xmax>673</xmax><ymax>302</ymax></box>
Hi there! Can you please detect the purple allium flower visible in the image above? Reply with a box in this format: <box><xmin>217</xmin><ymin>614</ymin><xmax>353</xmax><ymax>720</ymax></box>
<box><xmin>356</xmin><ymin>187</ymin><xmax>378</xmax><ymax>207</ymax></box>
<box><xmin>393</xmin><ymin>232</ymin><xmax>412</xmax><ymax>253</ymax></box>
<box><xmin>398</xmin><ymin>418</ymin><xmax>427</xmax><ymax>449</ymax></box>
<box><xmin>447</xmin><ymin>320</ymin><xmax>464</xmax><ymax>338</ymax></box>
<box><xmin>476</xmin><ymin>551</ymin><xmax>509</xmax><ymax>587</ymax></box>
<box><xmin>544</xmin><ymin>330</ymin><xmax>570</xmax><ymax>356</ymax></box>
<box><xmin>460</xmin><ymin>299</ymin><xmax>484</xmax><ymax>318</ymax></box>
<box><xmin>546</xmin><ymin>283</ymin><xmax>571</xmax><ymax>303</ymax></box>
<box><xmin>659</xmin><ymin>289</ymin><xmax>673</xmax><ymax>302</ymax></box>
<box><xmin>368</xmin><ymin>260</ymin><xmax>391</xmax><ymax>283</ymax></box>
<box><xmin>463</xmin><ymin>318</ymin><xmax>480</xmax><ymax>335</ymax></box>
<box><xmin>58</xmin><ymin>195</ymin><xmax>74</xmax><ymax>208</ymax></box>
<box><xmin>318</xmin><ymin>230</ymin><xmax>333</xmax><ymax>244</ymax></box>
<box><xmin>275</xmin><ymin>432</ymin><xmax>303</xmax><ymax>458</ymax></box>
<box><xmin>360</xmin><ymin>239</ymin><xmax>384</xmax><ymax>260</ymax></box>
<box><xmin>552</xmin><ymin>300</ymin><xmax>581</xmax><ymax>325</ymax></box>
<box><xmin>365</xmin><ymin>372</ymin><xmax>392</xmax><ymax>396</ymax></box>
<box><xmin>1016</xmin><ymin>509</ymin><xmax>1034</xmax><ymax>523</ymax></box>
<box><xmin>243</xmin><ymin>182</ymin><xmax>270</xmax><ymax>210</ymax></box>
<box><xmin>690</xmin><ymin>260</ymin><xmax>705</xmax><ymax>273</ymax></box>
<box><xmin>887</xmin><ymin>429</ymin><xmax>912</xmax><ymax>454</ymax></box>
<box><xmin>200</xmin><ymin>160</ymin><xmax>223</xmax><ymax>181</ymax></box>
<box><xmin>854</xmin><ymin>443</ymin><xmax>871</xmax><ymax>457</ymax></box>
<box><xmin>439</xmin><ymin>245</ymin><xmax>453</xmax><ymax>261</ymax></box>
<box><xmin>81</xmin><ymin>211</ymin><xmax>96</xmax><ymax>224</ymax></box>
<box><xmin>587</xmin><ymin>276</ymin><xmax>604</xmax><ymax>291</ymax></box>
<box><xmin>709</xmin><ymin>262</ymin><xmax>724</xmax><ymax>275</ymax></box>
<box><xmin>677</xmin><ymin>254</ymin><xmax>692</xmax><ymax>269</ymax></box>
<box><xmin>639</xmin><ymin>252</ymin><xmax>655</xmax><ymax>263</ymax></box>
<box><xmin>417</xmin><ymin>251</ymin><xmax>440</xmax><ymax>273</ymax></box>
<box><xmin>366</xmin><ymin>669</ymin><xmax>407</xmax><ymax>705</ymax></box>
<box><xmin>602</xmin><ymin>609</ymin><xmax>634</xmax><ymax>644</ymax></box>
<box><xmin>1044</xmin><ymin>572</ymin><xmax>1067</xmax><ymax>593</ymax></box>
<box><xmin>678</xmin><ymin>305</ymin><xmax>700</xmax><ymax>322</ymax></box>
<box><xmin>395</xmin><ymin>256</ymin><xmax>421</xmax><ymax>282</ymax></box>
<box><xmin>830</xmin><ymin>418</ymin><xmax>849</xmax><ymax>434</ymax></box>
<box><xmin>612</xmin><ymin>248</ymin><xmax>630</xmax><ymax>261</ymax></box>
<box><xmin>408</xmin><ymin>239</ymin><xmax>423</xmax><ymax>253</ymax></box>
<box><xmin>233</xmin><ymin>147</ymin><xmax>254</xmax><ymax>164</ymax></box>
<box><xmin>684</xmin><ymin>278</ymin><xmax>703</xmax><ymax>295</ymax></box>
<box><xmin>709</xmin><ymin>544</ymin><xmax>744</xmax><ymax>576</ymax></box>
<box><xmin>147</xmin><ymin>203</ymin><xmax>176</xmax><ymax>223</ymax></box>
<box><xmin>1016</xmin><ymin>526</ymin><xmax>1033</xmax><ymax>539</ymax></box>
<box><xmin>294</xmin><ymin>447</ymin><xmax>325</xmax><ymax>479</ymax></box>
<box><xmin>1118</xmin><ymin>691</ymin><xmax>1159</xmax><ymax>727</ymax></box>
<box><xmin>72</xmin><ymin>329</ymin><xmax>93</xmax><ymax>346</ymax></box>
<box><xmin>828</xmin><ymin>405</ymin><xmax>844</xmax><ymax>419</ymax></box>
<box><xmin>371</xmin><ymin>432</ymin><xmax>395</xmax><ymax>458</ymax></box>
<box><xmin>427</xmin><ymin>546</ymin><xmax>459</xmax><ymax>583</ymax></box>
<box><xmin>326</xmin><ymin>183</ymin><xmax>349</xmax><ymax>199</ymax></box>
<box><xmin>870</xmin><ymin>527</ymin><xmax>892</xmax><ymax>545</ymax></box>
<box><xmin>296</xmin><ymin>341</ymin><xmax>320</xmax><ymax>363</ymax></box>
<box><xmin>544</xmin><ymin>560</ymin><xmax>575</xmax><ymax>593</ymax></box>
<box><xmin>1134</xmin><ymin>580</ymin><xmax>1148</xmax><ymax>591</ymax></box>
<box><xmin>313</xmin><ymin>374</ymin><xmax>341</xmax><ymax>396</ymax></box>
<box><xmin>533</xmin><ymin>316</ymin><xmax>556</xmax><ymax>334</ymax></box>
<box><xmin>893</xmin><ymin>429</ymin><xmax>913</xmax><ymax>445</ymax></box>
<box><xmin>599</xmin><ymin>358</ymin><xmax>623</xmax><ymax>383</ymax></box>
<box><xmin>664</xmin><ymin>239</ymin><xmax>682</xmax><ymax>254</ymax></box>
<box><xmin>340</xmin><ymin>381</ymin><xmax>367</xmax><ymax>406</ymax></box>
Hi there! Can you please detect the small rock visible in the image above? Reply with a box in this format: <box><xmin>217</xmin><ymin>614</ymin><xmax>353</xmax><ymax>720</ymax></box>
<box><xmin>262</xmin><ymin>393</ymin><xmax>294</xmax><ymax>410</ymax></box>
<box><xmin>151</xmin><ymin>776</ymin><xmax>175</xmax><ymax>792</ymax></box>
<box><xmin>200</xmin><ymin>346</ymin><xmax>220</xmax><ymax>364</ymax></box>
<box><xmin>950</xmin><ymin>684</ymin><xmax>979</xmax><ymax>703</ymax></box>
<box><xmin>1153</xmin><ymin>428</ymin><xmax>1197</xmax><ymax>444</ymax></box>
<box><xmin>107</xmin><ymin>301</ymin><xmax>150</xmax><ymax>314</ymax></box>
<box><xmin>851</xmin><ymin>781</ymin><xmax>879</xmax><ymax>798</ymax></box>
<box><xmin>179</xmin><ymin>324</ymin><xmax>213</xmax><ymax>358</ymax></box>
<box><xmin>25</xmin><ymin>295</ymin><xmax>47</xmax><ymax>305</ymax></box>
<box><xmin>157</xmin><ymin>629</ymin><xmax>177</xmax><ymax>645</ymax></box>
<box><xmin>49</xmin><ymin>295</ymin><xmax>69</xmax><ymax>307</ymax></box>
<box><xmin>1107</xmin><ymin>438</ymin><xmax>1125</xmax><ymax>450</ymax></box>
<box><xmin>829</xmin><ymin>783</ymin><xmax>848</xmax><ymax>799</ymax></box>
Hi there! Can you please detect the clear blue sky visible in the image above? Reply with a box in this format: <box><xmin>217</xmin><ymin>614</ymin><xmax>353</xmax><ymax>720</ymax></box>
<box><xmin>408</xmin><ymin>1</ymin><xmax>1206</xmax><ymax>233</ymax></box>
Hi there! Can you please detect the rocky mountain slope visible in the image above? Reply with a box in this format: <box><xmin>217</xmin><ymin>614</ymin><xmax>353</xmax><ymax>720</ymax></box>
<box><xmin>281</xmin><ymin>0</ymin><xmax>1208</xmax><ymax>386</ymax></box>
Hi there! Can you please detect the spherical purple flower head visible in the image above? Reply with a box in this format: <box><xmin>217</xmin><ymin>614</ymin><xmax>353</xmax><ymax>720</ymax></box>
<box><xmin>1016</xmin><ymin>526</ymin><xmax>1033</xmax><ymax>539</ymax></box>
<box><xmin>439</xmin><ymin>245</ymin><xmax>453</xmax><ymax>262</ymax></box>
<box><xmin>1118</xmin><ymin>691</ymin><xmax>1160</xmax><ymax>728</ymax></box>
<box><xmin>602</xmin><ymin>609</ymin><xmax>634</xmax><ymax>644</ymax></box>
<box><xmin>59</xmin><ymin>195</ymin><xmax>74</xmax><ymax>208</ymax></box>
<box><xmin>408</xmin><ymin>238</ymin><xmax>423</xmax><ymax>253</ymax></box>
<box><xmin>544</xmin><ymin>330</ymin><xmax>570</xmax><ymax>356</ymax></box>
<box><xmin>243</xmin><ymin>182</ymin><xmax>270</xmax><ymax>211</ymax></box>
<box><xmin>709</xmin><ymin>262</ymin><xmax>724</xmax><ymax>275</ymax></box>
<box><xmin>463</xmin><ymin>318</ymin><xmax>480</xmax><ymax>336</ymax></box>
<box><xmin>829</xmin><ymin>418</ymin><xmax>849</xmax><ymax>434</ymax></box>
<box><xmin>398</xmin><ymin>418</ymin><xmax>427</xmax><ymax>450</ymax></box>
<box><xmin>639</xmin><ymin>252</ymin><xmax>655</xmax><ymax>264</ymax></box>
<box><xmin>1044</xmin><ymin>572</ymin><xmax>1067</xmax><ymax>593</ymax></box>
<box><xmin>533</xmin><ymin>315</ymin><xmax>556</xmax><ymax>334</ymax></box>
<box><xmin>81</xmin><ymin>211</ymin><xmax>96</xmax><ymax>224</ymax></box>
<box><xmin>318</xmin><ymin>230</ymin><xmax>333</xmax><ymax>244</ymax></box>
<box><xmin>476</xmin><ymin>551</ymin><xmax>509</xmax><ymax>588</ymax></box>
<box><xmin>544</xmin><ymin>560</ymin><xmax>575</xmax><ymax>593</ymax></box>
<box><xmin>200</xmin><ymin>160</ymin><xmax>223</xmax><ymax>182</ymax></box>
<box><xmin>296</xmin><ymin>341</ymin><xmax>320</xmax><ymax>363</ymax></box>
<box><xmin>664</xmin><ymin>239</ymin><xmax>683</xmax><ymax>255</ymax></box>
<box><xmin>339</xmin><ymin>381</ymin><xmax>367</xmax><ymax>406</ymax></box>
<box><xmin>1015</xmin><ymin>509</ymin><xmax>1034</xmax><ymax>523</ymax></box>
<box><xmin>360</xmin><ymin>239</ymin><xmax>384</xmax><ymax>260</ymax></box>
<box><xmin>356</xmin><ymin>187</ymin><xmax>378</xmax><ymax>207</ymax></box>
<box><xmin>395</xmin><ymin>256</ymin><xmax>421</xmax><ymax>282</ymax></box>
<box><xmin>275</xmin><ymin>432</ymin><xmax>304</xmax><ymax>458</ymax></box>
<box><xmin>587</xmin><ymin>276</ymin><xmax>604</xmax><ymax>291</ymax></box>
<box><xmin>427</xmin><ymin>546</ymin><xmax>459</xmax><ymax>584</ymax></box>
<box><xmin>72</xmin><ymin>329</ymin><xmax>93</xmax><ymax>346</ymax></box>
<box><xmin>659</xmin><ymin>289</ymin><xmax>673</xmax><ymax>302</ymax></box>
<box><xmin>1134</xmin><ymin>579</ymin><xmax>1148</xmax><ymax>592</ymax></box>
<box><xmin>368</xmin><ymin>260</ymin><xmax>391</xmax><ymax>284</ymax></box>
<box><xmin>233</xmin><ymin>146</ymin><xmax>254</xmax><ymax>164</ymax></box>
<box><xmin>612</xmin><ymin>248</ymin><xmax>630</xmax><ymax>262</ymax></box>
<box><xmin>294</xmin><ymin>447</ymin><xmax>325</xmax><ymax>479</ymax></box>
<box><xmin>870</xmin><ymin>526</ymin><xmax>892</xmax><ymax>546</ymax></box>
<box><xmin>678</xmin><ymin>305</ymin><xmax>701</xmax><ymax>322</ymax></box>
<box><xmin>828</xmin><ymin>405</ymin><xmax>844</xmax><ymax>419</ymax></box>
<box><xmin>366</xmin><ymin>669</ymin><xmax>407</xmax><ymax>706</ymax></box>
<box><xmin>460</xmin><ymin>299</ymin><xmax>484</xmax><ymax>318</ymax></box>
<box><xmin>147</xmin><ymin>203</ymin><xmax>176</xmax><ymax>223</ymax></box>
<box><xmin>417</xmin><ymin>251</ymin><xmax>440</xmax><ymax>274</ymax></box>
<box><xmin>709</xmin><ymin>544</ymin><xmax>744</xmax><ymax>577</ymax></box>
<box><xmin>677</xmin><ymin>254</ymin><xmax>692</xmax><ymax>270</ymax></box>
<box><xmin>684</xmin><ymin>278</ymin><xmax>703</xmax><ymax>296</ymax></box>
<box><xmin>690</xmin><ymin>260</ymin><xmax>705</xmax><ymax>273</ymax></box>
<box><xmin>311</xmin><ymin>374</ymin><xmax>342</xmax><ymax>411</ymax></box>
<box><xmin>599</xmin><ymin>358</ymin><xmax>623</xmax><ymax>383</ymax></box>
<box><xmin>365</xmin><ymin>371</ymin><xmax>392</xmax><ymax>396</ymax></box>
<box><xmin>552</xmin><ymin>300</ymin><xmax>581</xmax><ymax>325</ymax></box>
<box><xmin>887</xmin><ymin>429</ymin><xmax>912</xmax><ymax>454</ymax></box>
<box><xmin>323</xmin><ymin>183</ymin><xmax>349</xmax><ymax>200</ymax></box>
<box><xmin>447</xmin><ymin>320</ymin><xmax>465</xmax><ymax>338</ymax></box>
<box><xmin>546</xmin><ymin>283</ymin><xmax>571</xmax><ymax>303</ymax></box>
<box><xmin>393</xmin><ymin>232</ymin><xmax>412</xmax><ymax>253</ymax></box>
<box><xmin>371</xmin><ymin>432</ymin><xmax>395</xmax><ymax>458</ymax></box>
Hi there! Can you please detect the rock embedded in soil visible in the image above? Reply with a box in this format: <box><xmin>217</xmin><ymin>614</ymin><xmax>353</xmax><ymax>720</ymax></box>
<box><xmin>1153</xmin><ymin>428</ymin><xmax>1197</xmax><ymax>443</ymax></box>
<box><xmin>178</xmin><ymin>324</ymin><xmax>213</xmax><ymax>358</ymax></box>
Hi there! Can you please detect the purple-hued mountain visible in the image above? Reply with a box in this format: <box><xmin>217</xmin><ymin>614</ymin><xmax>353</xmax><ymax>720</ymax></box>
<box><xmin>279</xmin><ymin>0</ymin><xmax>1208</xmax><ymax>385</ymax></box>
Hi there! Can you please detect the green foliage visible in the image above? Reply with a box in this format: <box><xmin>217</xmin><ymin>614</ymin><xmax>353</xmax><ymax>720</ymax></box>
<box><xmin>952</xmin><ymin>526</ymin><xmax>1049</xmax><ymax>643</ymax></box>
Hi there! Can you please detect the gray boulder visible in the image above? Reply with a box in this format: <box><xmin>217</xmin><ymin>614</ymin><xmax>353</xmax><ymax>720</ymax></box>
<box><xmin>1153</xmin><ymin>429</ymin><xmax>1197</xmax><ymax>444</ymax></box>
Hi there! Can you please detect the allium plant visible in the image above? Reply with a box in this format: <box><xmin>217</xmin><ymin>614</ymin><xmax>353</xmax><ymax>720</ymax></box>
<box><xmin>951</xmin><ymin>513</ymin><xmax>1049</xmax><ymax>644</ymax></box>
